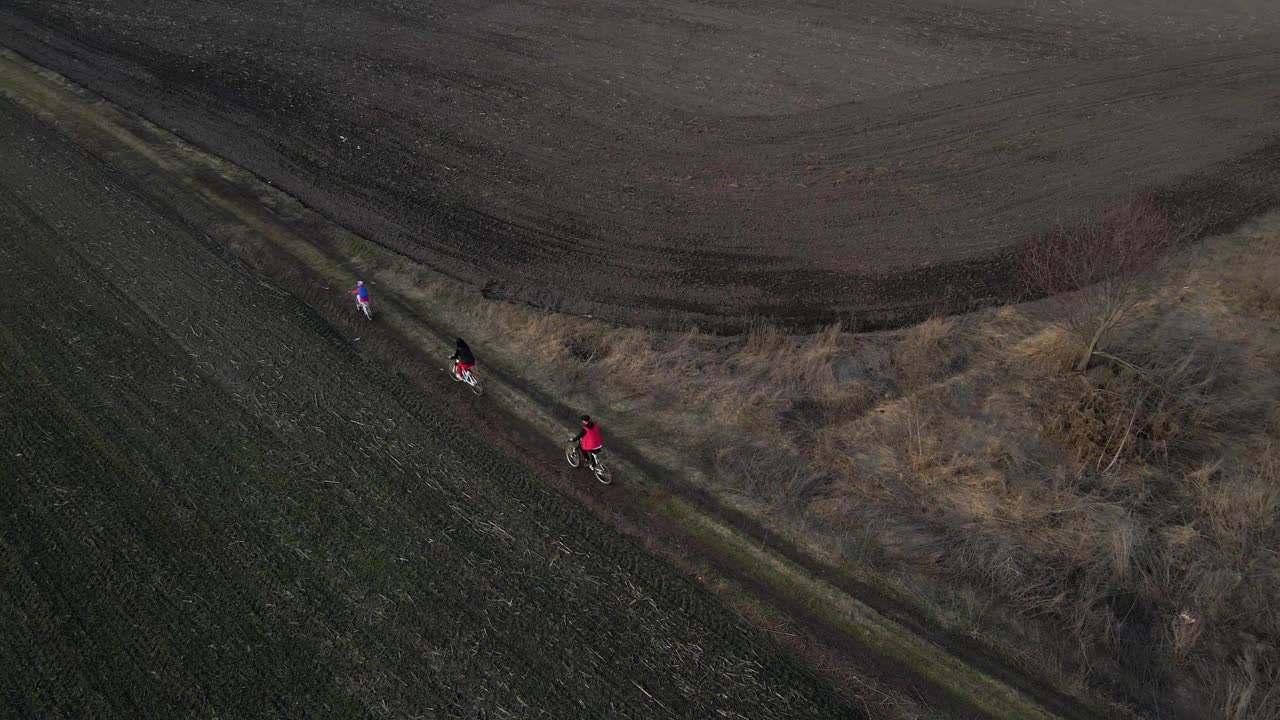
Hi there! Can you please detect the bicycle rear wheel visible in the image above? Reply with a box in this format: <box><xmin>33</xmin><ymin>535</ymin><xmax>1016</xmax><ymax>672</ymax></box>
<box><xmin>466</xmin><ymin>373</ymin><xmax>483</xmax><ymax>396</ymax></box>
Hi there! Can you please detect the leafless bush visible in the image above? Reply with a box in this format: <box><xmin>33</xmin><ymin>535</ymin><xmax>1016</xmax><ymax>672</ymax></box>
<box><xmin>1020</xmin><ymin>197</ymin><xmax>1196</xmax><ymax>372</ymax></box>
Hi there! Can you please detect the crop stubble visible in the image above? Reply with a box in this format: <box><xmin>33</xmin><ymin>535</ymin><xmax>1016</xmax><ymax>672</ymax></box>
<box><xmin>0</xmin><ymin>99</ymin><xmax>854</xmax><ymax>718</ymax></box>
<box><xmin>2</xmin><ymin>0</ymin><xmax>1279</xmax><ymax>327</ymax></box>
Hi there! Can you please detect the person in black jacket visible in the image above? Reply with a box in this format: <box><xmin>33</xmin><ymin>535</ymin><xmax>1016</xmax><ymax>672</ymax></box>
<box><xmin>449</xmin><ymin>338</ymin><xmax>476</xmax><ymax>379</ymax></box>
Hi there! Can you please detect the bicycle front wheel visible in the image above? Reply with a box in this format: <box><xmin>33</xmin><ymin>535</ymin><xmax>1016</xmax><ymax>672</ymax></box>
<box><xmin>565</xmin><ymin>445</ymin><xmax>581</xmax><ymax>468</ymax></box>
<box><xmin>592</xmin><ymin>460</ymin><xmax>613</xmax><ymax>485</ymax></box>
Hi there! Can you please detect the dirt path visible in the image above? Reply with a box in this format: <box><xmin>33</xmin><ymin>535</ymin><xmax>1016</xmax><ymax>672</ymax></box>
<box><xmin>0</xmin><ymin>94</ymin><xmax>860</xmax><ymax>719</ymax></box>
<box><xmin>2</xmin><ymin>0</ymin><xmax>1278</xmax><ymax>327</ymax></box>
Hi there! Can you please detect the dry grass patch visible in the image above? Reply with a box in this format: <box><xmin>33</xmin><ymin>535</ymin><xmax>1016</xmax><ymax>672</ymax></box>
<box><xmin>1229</xmin><ymin>248</ymin><xmax>1280</xmax><ymax>317</ymax></box>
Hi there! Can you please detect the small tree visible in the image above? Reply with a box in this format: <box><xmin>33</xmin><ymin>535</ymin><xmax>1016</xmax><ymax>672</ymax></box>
<box><xmin>1020</xmin><ymin>196</ymin><xmax>1192</xmax><ymax>372</ymax></box>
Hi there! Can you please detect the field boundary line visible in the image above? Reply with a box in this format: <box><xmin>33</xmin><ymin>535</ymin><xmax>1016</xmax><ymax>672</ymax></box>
<box><xmin>0</xmin><ymin>45</ymin><xmax>1103</xmax><ymax>720</ymax></box>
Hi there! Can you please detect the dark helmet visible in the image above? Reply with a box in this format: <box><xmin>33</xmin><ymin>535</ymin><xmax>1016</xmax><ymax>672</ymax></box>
<box><xmin>580</xmin><ymin>415</ymin><xmax>592</xmax><ymax>425</ymax></box>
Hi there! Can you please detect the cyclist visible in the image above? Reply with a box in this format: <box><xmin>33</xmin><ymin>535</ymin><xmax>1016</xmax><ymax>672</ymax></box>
<box><xmin>570</xmin><ymin>415</ymin><xmax>603</xmax><ymax>468</ymax></box>
<box><xmin>449</xmin><ymin>338</ymin><xmax>476</xmax><ymax>379</ymax></box>
<box><xmin>350</xmin><ymin>280</ymin><xmax>371</xmax><ymax>309</ymax></box>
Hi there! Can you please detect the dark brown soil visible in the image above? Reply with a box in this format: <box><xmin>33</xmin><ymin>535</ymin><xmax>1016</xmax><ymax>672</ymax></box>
<box><xmin>3</xmin><ymin>1</ymin><xmax>1279</xmax><ymax>328</ymax></box>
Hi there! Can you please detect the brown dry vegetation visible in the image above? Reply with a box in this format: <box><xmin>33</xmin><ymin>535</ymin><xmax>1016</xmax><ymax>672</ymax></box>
<box><xmin>379</xmin><ymin>210</ymin><xmax>1280</xmax><ymax>718</ymax></box>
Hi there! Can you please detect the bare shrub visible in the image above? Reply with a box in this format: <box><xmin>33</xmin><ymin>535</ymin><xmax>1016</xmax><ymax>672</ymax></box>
<box><xmin>1020</xmin><ymin>196</ymin><xmax>1195</xmax><ymax>371</ymax></box>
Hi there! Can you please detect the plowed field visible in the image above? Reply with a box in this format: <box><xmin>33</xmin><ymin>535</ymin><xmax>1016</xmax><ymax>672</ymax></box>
<box><xmin>3</xmin><ymin>1</ymin><xmax>1279</xmax><ymax>326</ymax></box>
<box><xmin>0</xmin><ymin>97</ymin><xmax>853</xmax><ymax>718</ymax></box>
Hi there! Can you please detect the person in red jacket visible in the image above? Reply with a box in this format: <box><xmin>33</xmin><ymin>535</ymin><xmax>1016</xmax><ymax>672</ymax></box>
<box><xmin>570</xmin><ymin>415</ymin><xmax>603</xmax><ymax>468</ymax></box>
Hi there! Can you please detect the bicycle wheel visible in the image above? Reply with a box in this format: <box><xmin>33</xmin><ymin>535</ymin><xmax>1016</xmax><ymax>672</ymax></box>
<box><xmin>465</xmin><ymin>372</ymin><xmax>483</xmax><ymax>396</ymax></box>
<box><xmin>592</xmin><ymin>458</ymin><xmax>613</xmax><ymax>485</ymax></box>
<box><xmin>565</xmin><ymin>444</ymin><xmax>581</xmax><ymax>468</ymax></box>
<box><xmin>361</xmin><ymin>302</ymin><xmax>373</xmax><ymax>321</ymax></box>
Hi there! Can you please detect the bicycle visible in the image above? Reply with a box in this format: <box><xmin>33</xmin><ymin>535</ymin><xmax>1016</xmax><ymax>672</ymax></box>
<box><xmin>565</xmin><ymin>442</ymin><xmax>612</xmax><ymax>484</ymax></box>
<box><xmin>449</xmin><ymin>360</ymin><xmax>483</xmax><ymax>396</ymax></box>
<box><xmin>356</xmin><ymin>297</ymin><xmax>373</xmax><ymax>321</ymax></box>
